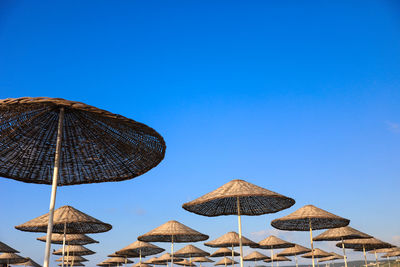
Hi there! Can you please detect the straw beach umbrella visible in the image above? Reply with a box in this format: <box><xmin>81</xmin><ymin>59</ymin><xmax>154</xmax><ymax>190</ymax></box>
<box><xmin>116</xmin><ymin>241</ymin><xmax>164</xmax><ymax>266</ymax></box>
<box><xmin>317</xmin><ymin>253</ymin><xmax>343</xmax><ymax>267</ymax></box>
<box><xmin>215</xmin><ymin>258</ymin><xmax>238</xmax><ymax>266</ymax></box>
<box><xmin>138</xmin><ymin>221</ymin><xmax>208</xmax><ymax>267</ymax></box>
<box><xmin>0</xmin><ymin>242</ymin><xmax>19</xmax><ymax>254</ymax></box>
<box><xmin>53</xmin><ymin>245</ymin><xmax>95</xmax><ymax>256</ymax></box>
<box><xmin>271</xmin><ymin>205</ymin><xmax>349</xmax><ymax>267</ymax></box>
<box><xmin>37</xmin><ymin>233</ymin><xmax>99</xmax><ymax>245</ymax></box>
<box><xmin>264</xmin><ymin>255</ymin><xmax>291</xmax><ymax>267</ymax></box>
<box><xmin>210</xmin><ymin>248</ymin><xmax>239</xmax><ymax>258</ymax></box>
<box><xmin>370</xmin><ymin>248</ymin><xmax>398</xmax><ymax>267</ymax></box>
<box><xmin>58</xmin><ymin>263</ymin><xmax>85</xmax><ymax>267</ymax></box>
<box><xmin>56</xmin><ymin>256</ymin><xmax>88</xmax><ymax>262</ymax></box>
<box><xmin>243</xmin><ymin>251</ymin><xmax>270</xmax><ymax>267</ymax></box>
<box><xmin>255</xmin><ymin>236</ymin><xmax>294</xmax><ymax>267</ymax></box>
<box><xmin>152</xmin><ymin>253</ymin><xmax>184</xmax><ymax>267</ymax></box>
<box><xmin>277</xmin><ymin>244</ymin><xmax>311</xmax><ymax>267</ymax></box>
<box><xmin>0</xmin><ymin>253</ymin><xmax>28</xmax><ymax>265</ymax></box>
<box><xmin>183</xmin><ymin>179</ymin><xmax>295</xmax><ymax>267</ymax></box>
<box><xmin>190</xmin><ymin>257</ymin><xmax>214</xmax><ymax>267</ymax></box>
<box><xmin>175</xmin><ymin>259</ymin><xmax>196</xmax><ymax>267</ymax></box>
<box><xmin>14</xmin><ymin>257</ymin><xmax>41</xmax><ymax>267</ymax></box>
<box><xmin>0</xmin><ymin>97</ymin><xmax>166</xmax><ymax>267</ymax></box>
<box><xmin>313</xmin><ymin>226</ymin><xmax>371</xmax><ymax>267</ymax></box>
<box><xmin>175</xmin><ymin>245</ymin><xmax>210</xmax><ymax>264</ymax></box>
<box><xmin>133</xmin><ymin>263</ymin><xmax>152</xmax><ymax>267</ymax></box>
<box><xmin>302</xmin><ymin>249</ymin><xmax>332</xmax><ymax>267</ymax></box>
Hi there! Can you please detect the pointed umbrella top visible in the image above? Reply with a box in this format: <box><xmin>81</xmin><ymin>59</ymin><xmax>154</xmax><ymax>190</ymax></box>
<box><xmin>138</xmin><ymin>221</ymin><xmax>209</xmax><ymax>243</ymax></box>
<box><xmin>174</xmin><ymin>245</ymin><xmax>210</xmax><ymax>258</ymax></box>
<box><xmin>15</xmin><ymin>205</ymin><xmax>112</xmax><ymax>234</ymax></box>
<box><xmin>302</xmin><ymin>249</ymin><xmax>333</xmax><ymax>259</ymax></box>
<box><xmin>243</xmin><ymin>251</ymin><xmax>270</xmax><ymax>261</ymax></box>
<box><xmin>271</xmin><ymin>205</ymin><xmax>350</xmax><ymax>231</ymax></box>
<box><xmin>37</xmin><ymin>233</ymin><xmax>99</xmax><ymax>245</ymax></box>
<box><xmin>117</xmin><ymin>240</ymin><xmax>164</xmax><ymax>257</ymax></box>
<box><xmin>182</xmin><ymin>180</ymin><xmax>295</xmax><ymax>216</ymax></box>
<box><xmin>14</xmin><ymin>257</ymin><xmax>41</xmax><ymax>267</ymax></box>
<box><xmin>191</xmin><ymin>257</ymin><xmax>214</xmax><ymax>263</ymax></box>
<box><xmin>210</xmin><ymin>248</ymin><xmax>240</xmax><ymax>257</ymax></box>
<box><xmin>313</xmin><ymin>226</ymin><xmax>372</xmax><ymax>241</ymax></box>
<box><xmin>277</xmin><ymin>244</ymin><xmax>311</xmax><ymax>256</ymax></box>
<box><xmin>215</xmin><ymin>258</ymin><xmax>238</xmax><ymax>266</ymax></box>
<box><xmin>53</xmin><ymin>245</ymin><xmax>95</xmax><ymax>255</ymax></box>
<box><xmin>264</xmin><ymin>255</ymin><xmax>291</xmax><ymax>262</ymax></box>
<box><xmin>337</xmin><ymin>238</ymin><xmax>393</xmax><ymax>251</ymax></box>
<box><xmin>0</xmin><ymin>241</ymin><xmax>19</xmax><ymax>253</ymax></box>
<box><xmin>204</xmin><ymin>232</ymin><xmax>258</xmax><ymax>248</ymax></box>
<box><xmin>256</xmin><ymin>235</ymin><xmax>295</xmax><ymax>249</ymax></box>
<box><xmin>176</xmin><ymin>259</ymin><xmax>197</xmax><ymax>266</ymax></box>
<box><xmin>0</xmin><ymin>253</ymin><xmax>28</xmax><ymax>264</ymax></box>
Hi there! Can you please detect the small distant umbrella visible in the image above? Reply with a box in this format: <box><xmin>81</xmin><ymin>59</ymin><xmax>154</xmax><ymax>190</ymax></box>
<box><xmin>58</xmin><ymin>263</ymin><xmax>85</xmax><ymax>267</ymax></box>
<box><xmin>110</xmin><ymin>251</ymin><xmax>138</xmax><ymax>267</ymax></box>
<box><xmin>0</xmin><ymin>97</ymin><xmax>166</xmax><ymax>267</ymax></box>
<box><xmin>215</xmin><ymin>258</ymin><xmax>238</xmax><ymax>266</ymax></box>
<box><xmin>271</xmin><ymin>205</ymin><xmax>350</xmax><ymax>267</ymax></box>
<box><xmin>277</xmin><ymin>244</ymin><xmax>311</xmax><ymax>267</ymax></box>
<box><xmin>302</xmin><ymin>249</ymin><xmax>332</xmax><ymax>259</ymax></box>
<box><xmin>0</xmin><ymin>242</ymin><xmax>19</xmax><ymax>253</ymax></box>
<box><xmin>369</xmin><ymin>248</ymin><xmax>397</xmax><ymax>267</ymax></box>
<box><xmin>255</xmin><ymin>235</ymin><xmax>294</xmax><ymax>267</ymax></box>
<box><xmin>384</xmin><ymin>249</ymin><xmax>400</xmax><ymax>258</ymax></box>
<box><xmin>264</xmin><ymin>254</ymin><xmax>291</xmax><ymax>267</ymax></box>
<box><xmin>210</xmin><ymin>248</ymin><xmax>239</xmax><ymax>258</ymax></box>
<box><xmin>14</xmin><ymin>257</ymin><xmax>41</xmax><ymax>267</ymax></box>
<box><xmin>133</xmin><ymin>263</ymin><xmax>152</xmax><ymax>267</ymax></box>
<box><xmin>175</xmin><ymin>259</ymin><xmax>196</xmax><ymax>267</ymax></box>
<box><xmin>53</xmin><ymin>245</ymin><xmax>95</xmax><ymax>256</ymax></box>
<box><xmin>174</xmin><ymin>245</ymin><xmax>209</xmax><ymax>264</ymax></box>
<box><xmin>337</xmin><ymin>238</ymin><xmax>393</xmax><ymax>267</ymax></box>
<box><xmin>317</xmin><ymin>253</ymin><xmax>343</xmax><ymax>267</ymax></box>
<box><xmin>138</xmin><ymin>221</ymin><xmax>208</xmax><ymax>267</ymax></box>
<box><xmin>243</xmin><ymin>251</ymin><xmax>270</xmax><ymax>267</ymax></box>
<box><xmin>37</xmin><ymin>233</ymin><xmax>99</xmax><ymax>245</ymax></box>
<box><xmin>56</xmin><ymin>256</ymin><xmax>88</xmax><ymax>262</ymax></box>
<box><xmin>313</xmin><ymin>226</ymin><xmax>371</xmax><ymax>267</ymax></box>
<box><xmin>144</xmin><ymin>257</ymin><xmax>158</xmax><ymax>265</ymax></box>
<box><xmin>152</xmin><ymin>253</ymin><xmax>184</xmax><ymax>267</ymax></box>
<box><xmin>104</xmin><ymin>257</ymin><xmax>134</xmax><ymax>267</ymax></box>
<box><xmin>183</xmin><ymin>179</ymin><xmax>295</xmax><ymax>267</ymax></box>
<box><xmin>190</xmin><ymin>256</ymin><xmax>214</xmax><ymax>267</ymax></box>
<box><xmin>116</xmin><ymin>240</ymin><xmax>164</xmax><ymax>265</ymax></box>
<box><xmin>0</xmin><ymin>253</ymin><xmax>28</xmax><ymax>265</ymax></box>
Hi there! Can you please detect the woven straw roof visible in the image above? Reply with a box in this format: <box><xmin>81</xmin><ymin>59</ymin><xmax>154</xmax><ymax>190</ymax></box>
<box><xmin>108</xmin><ymin>253</ymin><xmax>121</xmax><ymax>257</ymax></box>
<box><xmin>191</xmin><ymin>257</ymin><xmax>214</xmax><ymax>263</ymax></box>
<box><xmin>56</xmin><ymin>255</ymin><xmax>88</xmax><ymax>262</ymax></box>
<box><xmin>0</xmin><ymin>97</ymin><xmax>166</xmax><ymax>186</ymax></box>
<box><xmin>105</xmin><ymin>257</ymin><xmax>133</xmax><ymax>264</ymax></box>
<box><xmin>37</xmin><ymin>233</ymin><xmax>99</xmax><ymax>245</ymax></box>
<box><xmin>58</xmin><ymin>262</ymin><xmax>85</xmax><ymax>266</ymax></box>
<box><xmin>369</xmin><ymin>248</ymin><xmax>397</xmax><ymax>254</ymax></box>
<box><xmin>14</xmin><ymin>257</ymin><xmax>41</xmax><ymax>267</ymax></box>
<box><xmin>313</xmin><ymin>226</ymin><xmax>372</xmax><ymax>241</ymax></box>
<box><xmin>385</xmin><ymin>249</ymin><xmax>400</xmax><ymax>257</ymax></box>
<box><xmin>182</xmin><ymin>180</ymin><xmax>295</xmax><ymax>216</ymax></box>
<box><xmin>175</xmin><ymin>245</ymin><xmax>210</xmax><ymax>257</ymax></box>
<box><xmin>53</xmin><ymin>245</ymin><xmax>95</xmax><ymax>255</ymax></box>
<box><xmin>176</xmin><ymin>259</ymin><xmax>196</xmax><ymax>266</ymax></box>
<box><xmin>277</xmin><ymin>245</ymin><xmax>311</xmax><ymax>256</ymax></box>
<box><xmin>210</xmin><ymin>248</ymin><xmax>239</xmax><ymax>257</ymax></box>
<box><xmin>15</xmin><ymin>205</ymin><xmax>112</xmax><ymax>234</ymax></box>
<box><xmin>138</xmin><ymin>220</ymin><xmax>209</xmax><ymax>243</ymax></box>
<box><xmin>337</xmin><ymin>238</ymin><xmax>393</xmax><ymax>251</ymax></box>
<box><xmin>318</xmin><ymin>255</ymin><xmax>343</xmax><ymax>263</ymax></box>
<box><xmin>97</xmin><ymin>261</ymin><xmax>119</xmax><ymax>266</ymax></box>
<box><xmin>264</xmin><ymin>255</ymin><xmax>291</xmax><ymax>262</ymax></box>
<box><xmin>0</xmin><ymin>253</ymin><xmax>28</xmax><ymax>264</ymax></box>
<box><xmin>301</xmin><ymin>249</ymin><xmax>333</xmax><ymax>259</ymax></box>
<box><xmin>117</xmin><ymin>241</ymin><xmax>164</xmax><ymax>257</ymax></box>
<box><xmin>0</xmin><ymin>241</ymin><xmax>19</xmax><ymax>253</ymax></box>
<box><xmin>152</xmin><ymin>253</ymin><xmax>184</xmax><ymax>263</ymax></box>
<box><xmin>204</xmin><ymin>232</ymin><xmax>258</xmax><ymax>248</ymax></box>
<box><xmin>271</xmin><ymin>205</ymin><xmax>350</xmax><ymax>231</ymax></box>
<box><xmin>132</xmin><ymin>263</ymin><xmax>152</xmax><ymax>267</ymax></box>
<box><xmin>243</xmin><ymin>251</ymin><xmax>270</xmax><ymax>261</ymax></box>
<box><xmin>144</xmin><ymin>257</ymin><xmax>158</xmax><ymax>264</ymax></box>
<box><xmin>256</xmin><ymin>235</ymin><xmax>294</xmax><ymax>249</ymax></box>
<box><xmin>215</xmin><ymin>258</ymin><xmax>237</xmax><ymax>266</ymax></box>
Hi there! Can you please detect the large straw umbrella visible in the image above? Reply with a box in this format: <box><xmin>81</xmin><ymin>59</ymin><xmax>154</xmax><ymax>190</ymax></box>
<box><xmin>0</xmin><ymin>97</ymin><xmax>166</xmax><ymax>267</ymax></box>
<box><xmin>205</xmin><ymin>231</ymin><xmax>258</xmax><ymax>267</ymax></box>
<box><xmin>182</xmin><ymin>179</ymin><xmax>295</xmax><ymax>267</ymax></box>
<box><xmin>264</xmin><ymin>255</ymin><xmax>291</xmax><ymax>267</ymax></box>
<box><xmin>337</xmin><ymin>238</ymin><xmax>393</xmax><ymax>267</ymax></box>
<box><xmin>0</xmin><ymin>242</ymin><xmax>19</xmax><ymax>254</ymax></box>
<box><xmin>277</xmin><ymin>244</ymin><xmax>311</xmax><ymax>267</ymax></box>
<box><xmin>138</xmin><ymin>221</ymin><xmax>208</xmax><ymax>267</ymax></box>
<box><xmin>175</xmin><ymin>259</ymin><xmax>196</xmax><ymax>267</ymax></box>
<box><xmin>313</xmin><ymin>226</ymin><xmax>371</xmax><ymax>267</ymax></box>
<box><xmin>116</xmin><ymin>241</ymin><xmax>164</xmax><ymax>266</ymax></box>
<box><xmin>37</xmin><ymin>233</ymin><xmax>99</xmax><ymax>245</ymax></box>
<box><xmin>0</xmin><ymin>253</ymin><xmax>28</xmax><ymax>266</ymax></box>
<box><xmin>243</xmin><ymin>251</ymin><xmax>270</xmax><ymax>267</ymax></box>
<box><xmin>271</xmin><ymin>205</ymin><xmax>349</xmax><ymax>267</ymax></box>
<box><xmin>174</xmin><ymin>245</ymin><xmax>210</xmax><ymax>264</ymax></box>
<box><xmin>14</xmin><ymin>257</ymin><xmax>41</xmax><ymax>267</ymax></box>
<box><xmin>254</xmin><ymin>235</ymin><xmax>294</xmax><ymax>267</ymax></box>
<box><xmin>190</xmin><ymin>257</ymin><xmax>214</xmax><ymax>267</ymax></box>
<box><xmin>302</xmin><ymin>249</ymin><xmax>331</xmax><ymax>267</ymax></box>
<box><xmin>215</xmin><ymin>258</ymin><xmax>238</xmax><ymax>266</ymax></box>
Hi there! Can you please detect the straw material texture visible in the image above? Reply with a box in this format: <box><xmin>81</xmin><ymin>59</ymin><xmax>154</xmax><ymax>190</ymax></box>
<box><xmin>152</xmin><ymin>253</ymin><xmax>183</xmax><ymax>263</ymax></box>
<box><xmin>117</xmin><ymin>241</ymin><xmax>164</xmax><ymax>257</ymax></box>
<box><xmin>133</xmin><ymin>263</ymin><xmax>152</xmax><ymax>267</ymax></box>
<box><xmin>53</xmin><ymin>245</ymin><xmax>95</xmax><ymax>255</ymax></box>
<box><xmin>144</xmin><ymin>257</ymin><xmax>158</xmax><ymax>264</ymax></box>
<box><xmin>256</xmin><ymin>236</ymin><xmax>294</xmax><ymax>249</ymax></box>
<box><xmin>337</xmin><ymin>238</ymin><xmax>393</xmax><ymax>251</ymax></box>
<box><xmin>210</xmin><ymin>248</ymin><xmax>239</xmax><ymax>257</ymax></box>
<box><xmin>271</xmin><ymin>205</ymin><xmax>350</xmax><ymax>231</ymax></box>
<box><xmin>318</xmin><ymin>255</ymin><xmax>343</xmax><ymax>263</ymax></box>
<box><xmin>191</xmin><ymin>257</ymin><xmax>214</xmax><ymax>263</ymax></box>
<box><xmin>105</xmin><ymin>257</ymin><xmax>133</xmax><ymax>264</ymax></box>
<box><xmin>264</xmin><ymin>255</ymin><xmax>291</xmax><ymax>262</ymax></box>
<box><xmin>243</xmin><ymin>251</ymin><xmax>270</xmax><ymax>261</ymax></box>
<box><xmin>182</xmin><ymin>180</ymin><xmax>295</xmax><ymax>216</ymax></box>
<box><xmin>0</xmin><ymin>241</ymin><xmax>19</xmax><ymax>253</ymax></box>
<box><xmin>215</xmin><ymin>258</ymin><xmax>237</xmax><ymax>266</ymax></box>
<box><xmin>14</xmin><ymin>257</ymin><xmax>41</xmax><ymax>267</ymax></box>
<box><xmin>204</xmin><ymin>232</ymin><xmax>257</xmax><ymax>248</ymax></box>
<box><xmin>0</xmin><ymin>253</ymin><xmax>28</xmax><ymax>264</ymax></box>
<box><xmin>368</xmin><ymin>248</ymin><xmax>397</xmax><ymax>254</ymax></box>
<box><xmin>15</xmin><ymin>205</ymin><xmax>112</xmax><ymax>234</ymax></box>
<box><xmin>313</xmin><ymin>226</ymin><xmax>372</xmax><ymax>241</ymax></box>
<box><xmin>301</xmin><ymin>249</ymin><xmax>331</xmax><ymax>259</ymax></box>
<box><xmin>0</xmin><ymin>97</ymin><xmax>166</xmax><ymax>185</ymax></box>
<box><xmin>56</xmin><ymin>255</ymin><xmax>88</xmax><ymax>262</ymax></box>
<box><xmin>58</xmin><ymin>262</ymin><xmax>85</xmax><ymax>266</ymax></box>
<box><xmin>37</xmin><ymin>233</ymin><xmax>99</xmax><ymax>245</ymax></box>
<box><xmin>138</xmin><ymin>221</ymin><xmax>209</xmax><ymax>243</ymax></box>
<box><xmin>176</xmin><ymin>259</ymin><xmax>196</xmax><ymax>266</ymax></box>
<box><xmin>385</xmin><ymin>249</ymin><xmax>400</xmax><ymax>257</ymax></box>
<box><xmin>277</xmin><ymin>245</ymin><xmax>311</xmax><ymax>256</ymax></box>
<box><xmin>175</xmin><ymin>245</ymin><xmax>210</xmax><ymax>257</ymax></box>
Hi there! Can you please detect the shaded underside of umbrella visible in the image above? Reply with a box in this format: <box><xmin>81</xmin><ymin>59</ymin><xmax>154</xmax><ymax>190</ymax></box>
<box><xmin>0</xmin><ymin>97</ymin><xmax>166</xmax><ymax>185</ymax></box>
<box><xmin>210</xmin><ymin>248</ymin><xmax>239</xmax><ymax>257</ymax></box>
<box><xmin>302</xmin><ymin>249</ymin><xmax>332</xmax><ymax>259</ymax></box>
<box><xmin>182</xmin><ymin>180</ymin><xmax>295</xmax><ymax>216</ymax></box>
<box><xmin>0</xmin><ymin>253</ymin><xmax>28</xmax><ymax>264</ymax></box>
<box><xmin>243</xmin><ymin>251</ymin><xmax>270</xmax><ymax>261</ymax></box>
<box><xmin>256</xmin><ymin>235</ymin><xmax>294</xmax><ymax>249</ymax></box>
<box><xmin>337</xmin><ymin>238</ymin><xmax>393</xmax><ymax>251</ymax></box>
<box><xmin>0</xmin><ymin>241</ymin><xmax>19</xmax><ymax>253</ymax></box>
<box><xmin>385</xmin><ymin>249</ymin><xmax>400</xmax><ymax>257</ymax></box>
<box><xmin>175</xmin><ymin>259</ymin><xmax>196</xmax><ymax>266</ymax></box>
<box><xmin>264</xmin><ymin>255</ymin><xmax>291</xmax><ymax>262</ymax></box>
<box><xmin>278</xmin><ymin>245</ymin><xmax>311</xmax><ymax>256</ymax></box>
<box><xmin>133</xmin><ymin>263</ymin><xmax>152</xmax><ymax>267</ymax></box>
<box><xmin>58</xmin><ymin>263</ymin><xmax>85</xmax><ymax>266</ymax></box>
<box><xmin>215</xmin><ymin>258</ymin><xmax>237</xmax><ymax>266</ymax></box>
<box><xmin>313</xmin><ymin>226</ymin><xmax>372</xmax><ymax>241</ymax></box>
<box><xmin>53</xmin><ymin>245</ymin><xmax>95</xmax><ymax>255</ymax></box>
<box><xmin>56</xmin><ymin>255</ymin><xmax>88</xmax><ymax>262</ymax></box>
<box><xmin>104</xmin><ymin>257</ymin><xmax>133</xmax><ymax>264</ymax></box>
<box><xmin>152</xmin><ymin>253</ymin><xmax>184</xmax><ymax>263</ymax></box>
<box><xmin>14</xmin><ymin>257</ymin><xmax>41</xmax><ymax>267</ymax></box>
<box><xmin>138</xmin><ymin>221</ymin><xmax>209</xmax><ymax>243</ymax></box>
<box><xmin>271</xmin><ymin>205</ymin><xmax>350</xmax><ymax>231</ymax></box>
<box><xmin>97</xmin><ymin>261</ymin><xmax>119</xmax><ymax>266</ymax></box>
<box><xmin>117</xmin><ymin>240</ymin><xmax>164</xmax><ymax>257</ymax></box>
<box><xmin>318</xmin><ymin>254</ymin><xmax>343</xmax><ymax>263</ymax></box>
<box><xmin>144</xmin><ymin>257</ymin><xmax>158</xmax><ymax>264</ymax></box>
<box><xmin>174</xmin><ymin>245</ymin><xmax>210</xmax><ymax>257</ymax></box>
<box><xmin>37</xmin><ymin>233</ymin><xmax>99</xmax><ymax>245</ymax></box>
<box><xmin>204</xmin><ymin>232</ymin><xmax>257</xmax><ymax>247</ymax></box>
<box><xmin>191</xmin><ymin>257</ymin><xmax>214</xmax><ymax>263</ymax></box>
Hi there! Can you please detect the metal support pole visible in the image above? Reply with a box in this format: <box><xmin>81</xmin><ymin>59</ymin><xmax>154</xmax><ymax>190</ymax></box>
<box><xmin>237</xmin><ymin>197</ymin><xmax>244</xmax><ymax>267</ymax></box>
<box><xmin>62</xmin><ymin>222</ymin><xmax>66</xmax><ymax>267</ymax></box>
<box><xmin>341</xmin><ymin>238</ymin><xmax>348</xmax><ymax>267</ymax></box>
<box><xmin>44</xmin><ymin>107</ymin><xmax>64</xmax><ymax>267</ymax></box>
<box><xmin>309</xmin><ymin>220</ymin><xmax>315</xmax><ymax>267</ymax></box>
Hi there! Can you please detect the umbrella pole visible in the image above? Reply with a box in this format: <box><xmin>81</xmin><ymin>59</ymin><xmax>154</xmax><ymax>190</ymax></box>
<box><xmin>43</xmin><ymin>107</ymin><xmax>65</xmax><ymax>267</ymax></box>
<box><xmin>271</xmin><ymin>248</ymin><xmax>274</xmax><ymax>267</ymax></box>
<box><xmin>62</xmin><ymin>222</ymin><xmax>66</xmax><ymax>267</ymax></box>
<box><xmin>225</xmin><ymin>256</ymin><xmax>227</xmax><ymax>267</ymax></box>
<box><xmin>237</xmin><ymin>197</ymin><xmax>244</xmax><ymax>267</ymax></box>
<box><xmin>295</xmin><ymin>254</ymin><xmax>298</xmax><ymax>267</ymax></box>
<box><xmin>374</xmin><ymin>251</ymin><xmax>379</xmax><ymax>267</ymax></box>
<box><xmin>171</xmin><ymin>235</ymin><xmax>174</xmax><ymax>267</ymax></box>
<box><xmin>125</xmin><ymin>256</ymin><xmax>128</xmax><ymax>267</ymax></box>
<box><xmin>387</xmin><ymin>256</ymin><xmax>391</xmax><ymax>267</ymax></box>
<box><xmin>232</xmin><ymin>244</ymin><xmax>235</xmax><ymax>267</ymax></box>
<box><xmin>341</xmin><ymin>237</ymin><xmax>348</xmax><ymax>267</ymax></box>
<box><xmin>140</xmin><ymin>249</ymin><xmax>142</xmax><ymax>266</ymax></box>
<box><xmin>363</xmin><ymin>245</ymin><xmax>367</xmax><ymax>267</ymax></box>
<box><xmin>66</xmin><ymin>241</ymin><xmax>70</xmax><ymax>267</ymax></box>
<box><xmin>309</xmin><ymin>220</ymin><xmax>315</xmax><ymax>267</ymax></box>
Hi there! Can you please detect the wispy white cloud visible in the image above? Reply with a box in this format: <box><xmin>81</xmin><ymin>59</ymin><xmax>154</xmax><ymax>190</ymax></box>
<box><xmin>385</xmin><ymin>121</ymin><xmax>400</xmax><ymax>133</ymax></box>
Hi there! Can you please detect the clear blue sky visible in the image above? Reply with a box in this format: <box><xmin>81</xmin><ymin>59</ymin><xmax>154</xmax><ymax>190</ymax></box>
<box><xmin>0</xmin><ymin>1</ymin><xmax>399</xmax><ymax>266</ymax></box>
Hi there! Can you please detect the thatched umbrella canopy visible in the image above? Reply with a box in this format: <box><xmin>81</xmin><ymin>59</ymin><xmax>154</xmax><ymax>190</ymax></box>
<box><xmin>264</xmin><ymin>255</ymin><xmax>291</xmax><ymax>265</ymax></box>
<box><xmin>215</xmin><ymin>258</ymin><xmax>237</xmax><ymax>266</ymax></box>
<box><xmin>56</xmin><ymin>255</ymin><xmax>88</xmax><ymax>262</ymax></box>
<box><xmin>210</xmin><ymin>248</ymin><xmax>239</xmax><ymax>258</ymax></box>
<box><xmin>0</xmin><ymin>253</ymin><xmax>28</xmax><ymax>265</ymax></box>
<box><xmin>175</xmin><ymin>259</ymin><xmax>196</xmax><ymax>267</ymax></box>
<box><xmin>255</xmin><ymin>235</ymin><xmax>294</xmax><ymax>267</ymax></box>
<box><xmin>191</xmin><ymin>257</ymin><xmax>214</xmax><ymax>263</ymax></box>
<box><xmin>183</xmin><ymin>180</ymin><xmax>295</xmax><ymax>267</ymax></box>
<box><xmin>58</xmin><ymin>263</ymin><xmax>85</xmax><ymax>267</ymax></box>
<box><xmin>302</xmin><ymin>249</ymin><xmax>331</xmax><ymax>259</ymax></box>
<box><xmin>317</xmin><ymin>253</ymin><xmax>343</xmax><ymax>263</ymax></box>
<box><xmin>116</xmin><ymin>240</ymin><xmax>164</xmax><ymax>263</ymax></box>
<box><xmin>0</xmin><ymin>97</ymin><xmax>166</xmax><ymax>267</ymax></box>
<box><xmin>243</xmin><ymin>251</ymin><xmax>270</xmax><ymax>266</ymax></box>
<box><xmin>53</xmin><ymin>245</ymin><xmax>95</xmax><ymax>256</ymax></box>
<box><xmin>313</xmin><ymin>226</ymin><xmax>371</xmax><ymax>267</ymax></box>
<box><xmin>138</xmin><ymin>221</ymin><xmax>208</xmax><ymax>267</ymax></box>
<box><xmin>14</xmin><ymin>257</ymin><xmax>42</xmax><ymax>267</ymax></box>
<box><xmin>368</xmin><ymin>246</ymin><xmax>397</xmax><ymax>267</ymax></box>
<box><xmin>271</xmin><ymin>205</ymin><xmax>349</xmax><ymax>267</ymax></box>
<box><xmin>384</xmin><ymin>249</ymin><xmax>400</xmax><ymax>258</ymax></box>
<box><xmin>133</xmin><ymin>263</ymin><xmax>152</xmax><ymax>267</ymax></box>
<box><xmin>174</xmin><ymin>245</ymin><xmax>210</xmax><ymax>259</ymax></box>
<box><xmin>144</xmin><ymin>257</ymin><xmax>158</xmax><ymax>264</ymax></box>
<box><xmin>105</xmin><ymin>257</ymin><xmax>134</xmax><ymax>264</ymax></box>
<box><xmin>37</xmin><ymin>233</ymin><xmax>99</xmax><ymax>245</ymax></box>
<box><xmin>0</xmin><ymin>241</ymin><xmax>19</xmax><ymax>253</ymax></box>
<box><xmin>152</xmin><ymin>253</ymin><xmax>184</xmax><ymax>264</ymax></box>
<box><xmin>277</xmin><ymin>244</ymin><xmax>311</xmax><ymax>267</ymax></box>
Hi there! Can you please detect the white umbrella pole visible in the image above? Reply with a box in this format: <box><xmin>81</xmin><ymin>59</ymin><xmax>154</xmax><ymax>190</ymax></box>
<box><xmin>341</xmin><ymin>238</ymin><xmax>348</xmax><ymax>267</ymax></box>
<box><xmin>363</xmin><ymin>245</ymin><xmax>367</xmax><ymax>267</ymax></box>
<box><xmin>374</xmin><ymin>251</ymin><xmax>379</xmax><ymax>267</ymax></box>
<box><xmin>62</xmin><ymin>222</ymin><xmax>66</xmax><ymax>267</ymax></box>
<box><xmin>225</xmin><ymin>256</ymin><xmax>227</xmax><ymax>267</ymax></box>
<box><xmin>295</xmin><ymin>254</ymin><xmax>298</xmax><ymax>267</ymax></box>
<box><xmin>270</xmin><ymin>248</ymin><xmax>274</xmax><ymax>267</ymax></box>
<box><xmin>387</xmin><ymin>256</ymin><xmax>391</xmax><ymax>267</ymax></box>
<box><xmin>66</xmin><ymin>241</ymin><xmax>70</xmax><ymax>267</ymax></box>
<box><xmin>140</xmin><ymin>249</ymin><xmax>142</xmax><ymax>266</ymax></box>
<box><xmin>171</xmin><ymin>235</ymin><xmax>174</xmax><ymax>267</ymax></box>
<box><xmin>237</xmin><ymin>197</ymin><xmax>244</xmax><ymax>267</ymax></box>
<box><xmin>44</xmin><ymin>107</ymin><xmax>65</xmax><ymax>267</ymax></box>
<box><xmin>309</xmin><ymin>220</ymin><xmax>315</xmax><ymax>267</ymax></box>
<box><xmin>232</xmin><ymin>244</ymin><xmax>235</xmax><ymax>267</ymax></box>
